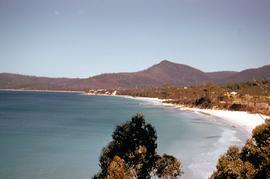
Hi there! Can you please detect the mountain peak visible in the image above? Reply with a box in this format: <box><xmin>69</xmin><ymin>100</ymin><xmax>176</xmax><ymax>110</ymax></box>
<box><xmin>152</xmin><ymin>60</ymin><xmax>201</xmax><ymax>72</ymax></box>
<box><xmin>158</xmin><ymin>60</ymin><xmax>175</xmax><ymax>65</ymax></box>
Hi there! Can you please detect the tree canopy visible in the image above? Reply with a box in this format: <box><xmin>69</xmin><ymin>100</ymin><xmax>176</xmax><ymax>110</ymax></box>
<box><xmin>93</xmin><ymin>113</ymin><xmax>183</xmax><ymax>179</ymax></box>
<box><xmin>210</xmin><ymin>119</ymin><xmax>270</xmax><ymax>179</ymax></box>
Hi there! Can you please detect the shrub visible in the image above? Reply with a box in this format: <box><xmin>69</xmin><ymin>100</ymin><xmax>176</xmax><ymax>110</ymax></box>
<box><xmin>210</xmin><ymin>119</ymin><xmax>270</xmax><ymax>179</ymax></box>
<box><xmin>193</xmin><ymin>97</ymin><xmax>211</xmax><ymax>108</ymax></box>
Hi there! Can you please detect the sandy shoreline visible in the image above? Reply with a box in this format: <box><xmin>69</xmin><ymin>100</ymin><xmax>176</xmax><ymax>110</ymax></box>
<box><xmin>117</xmin><ymin>95</ymin><xmax>259</xmax><ymax>178</ymax></box>
<box><xmin>180</xmin><ymin>107</ymin><xmax>267</xmax><ymax>135</ymax></box>
<box><xmin>2</xmin><ymin>89</ymin><xmax>268</xmax><ymax>134</ymax></box>
<box><xmin>116</xmin><ymin>95</ymin><xmax>269</xmax><ymax>135</ymax></box>
<box><xmin>2</xmin><ymin>89</ymin><xmax>268</xmax><ymax>135</ymax></box>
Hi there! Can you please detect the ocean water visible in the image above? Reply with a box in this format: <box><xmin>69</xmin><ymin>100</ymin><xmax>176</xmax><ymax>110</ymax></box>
<box><xmin>0</xmin><ymin>91</ymin><xmax>248</xmax><ymax>179</ymax></box>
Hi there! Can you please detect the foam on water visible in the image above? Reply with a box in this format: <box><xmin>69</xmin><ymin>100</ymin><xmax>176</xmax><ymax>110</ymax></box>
<box><xmin>186</xmin><ymin>128</ymin><xmax>243</xmax><ymax>179</ymax></box>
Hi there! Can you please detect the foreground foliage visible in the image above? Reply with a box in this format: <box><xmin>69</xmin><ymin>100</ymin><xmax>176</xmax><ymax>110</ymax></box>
<box><xmin>92</xmin><ymin>113</ymin><xmax>270</xmax><ymax>178</ymax></box>
<box><xmin>210</xmin><ymin>119</ymin><xmax>270</xmax><ymax>179</ymax></box>
<box><xmin>93</xmin><ymin>113</ymin><xmax>183</xmax><ymax>179</ymax></box>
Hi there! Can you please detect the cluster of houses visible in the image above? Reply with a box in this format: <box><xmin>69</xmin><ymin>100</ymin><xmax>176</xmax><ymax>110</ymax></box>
<box><xmin>86</xmin><ymin>89</ymin><xmax>117</xmax><ymax>96</ymax></box>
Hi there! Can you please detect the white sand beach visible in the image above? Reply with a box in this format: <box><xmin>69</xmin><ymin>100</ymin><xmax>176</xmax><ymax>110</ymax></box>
<box><xmin>119</xmin><ymin>95</ymin><xmax>269</xmax><ymax>135</ymax></box>
<box><xmin>119</xmin><ymin>95</ymin><xmax>269</xmax><ymax>178</ymax></box>
<box><xmin>179</xmin><ymin>107</ymin><xmax>268</xmax><ymax>135</ymax></box>
<box><xmin>118</xmin><ymin>95</ymin><xmax>164</xmax><ymax>104</ymax></box>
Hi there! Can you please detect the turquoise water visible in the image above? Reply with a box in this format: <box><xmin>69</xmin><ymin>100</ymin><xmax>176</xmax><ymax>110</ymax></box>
<box><xmin>0</xmin><ymin>91</ymin><xmax>247</xmax><ymax>179</ymax></box>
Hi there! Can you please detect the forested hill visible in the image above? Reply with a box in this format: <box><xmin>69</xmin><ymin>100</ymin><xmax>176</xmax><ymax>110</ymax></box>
<box><xmin>0</xmin><ymin>60</ymin><xmax>270</xmax><ymax>90</ymax></box>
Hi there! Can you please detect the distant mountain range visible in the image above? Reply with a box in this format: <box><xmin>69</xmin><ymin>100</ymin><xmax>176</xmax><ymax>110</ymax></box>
<box><xmin>0</xmin><ymin>60</ymin><xmax>270</xmax><ymax>91</ymax></box>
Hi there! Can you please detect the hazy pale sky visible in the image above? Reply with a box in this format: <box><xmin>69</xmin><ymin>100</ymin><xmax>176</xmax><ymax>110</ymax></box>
<box><xmin>0</xmin><ymin>0</ymin><xmax>269</xmax><ymax>78</ymax></box>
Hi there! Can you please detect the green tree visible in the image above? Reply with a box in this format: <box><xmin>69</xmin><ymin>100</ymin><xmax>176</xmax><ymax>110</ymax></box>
<box><xmin>93</xmin><ymin>113</ymin><xmax>183</xmax><ymax>179</ymax></box>
<box><xmin>154</xmin><ymin>154</ymin><xmax>183</xmax><ymax>179</ymax></box>
<box><xmin>210</xmin><ymin>119</ymin><xmax>270</xmax><ymax>179</ymax></box>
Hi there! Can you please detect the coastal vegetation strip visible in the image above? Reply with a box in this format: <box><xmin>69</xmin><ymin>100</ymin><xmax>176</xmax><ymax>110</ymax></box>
<box><xmin>116</xmin><ymin>80</ymin><xmax>270</xmax><ymax>116</ymax></box>
<box><xmin>84</xmin><ymin>80</ymin><xmax>270</xmax><ymax>134</ymax></box>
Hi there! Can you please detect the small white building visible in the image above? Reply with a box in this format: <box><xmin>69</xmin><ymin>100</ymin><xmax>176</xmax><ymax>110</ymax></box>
<box><xmin>230</xmin><ymin>91</ymin><xmax>237</xmax><ymax>96</ymax></box>
<box><xmin>112</xmin><ymin>91</ymin><xmax>117</xmax><ymax>96</ymax></box>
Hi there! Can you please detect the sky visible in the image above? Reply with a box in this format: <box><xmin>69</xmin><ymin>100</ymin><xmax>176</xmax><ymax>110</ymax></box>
<box><xmin>0</xmin><ymin>0</ymin><xmax>269</xmax><ymax>78</ymax></box>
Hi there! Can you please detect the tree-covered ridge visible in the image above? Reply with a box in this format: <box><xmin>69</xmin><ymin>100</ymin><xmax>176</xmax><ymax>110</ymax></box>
<box><xmin>210</xmin><ymin>119</ymin><xmax>270</xmax><ymax>178</ymax></box>
<box><xmin>93</xmin><ymin>113</ymin><xmax>183</xmax><ymax>179</ymax></box>
<box><xmin>118</xmin><ymin>80</ymin><xmax>270</xmax><ymax>115</ymax></box>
